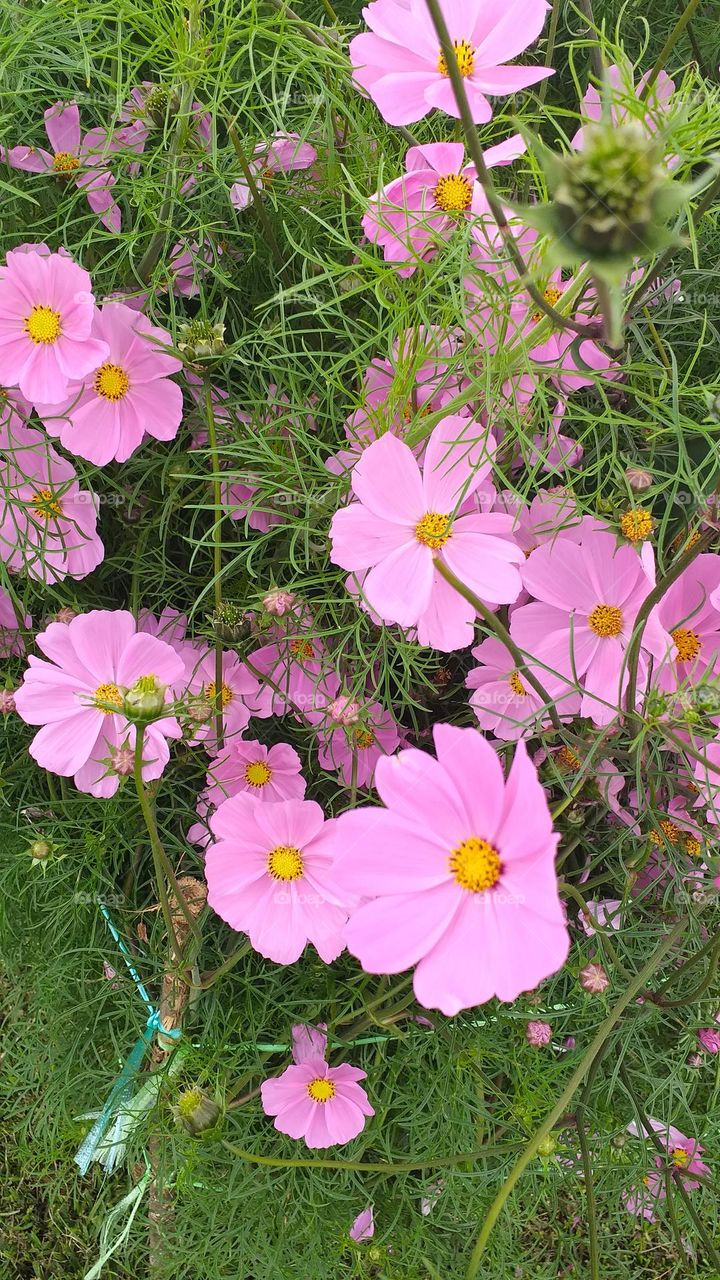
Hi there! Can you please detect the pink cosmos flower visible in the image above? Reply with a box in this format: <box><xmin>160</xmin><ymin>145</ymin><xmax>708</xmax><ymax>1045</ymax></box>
<box><xmin>185</xmin><ymin>646</ymin><xmax>259</xmax><ymax>746</ymax></box>
<box><xmin>624</xmin><ymin>1119</ymin><xmax>710</xmax><ymax>1220</ymax></box>
<box><xmin>137</xmin><ymin>607</ymin><xmax>188</xmax><ymax>646</ymax></box>
<box><xmin>363</xmin><ymin>136</ymin><xmax>525</xmax><ymax>275</ymax></box>
<box><xmin>698</xmin><ymin>1027</ymin><xmax>720</xmax><ymax>1054</ymax></box>
<box><xmin>572</xmin><ymin>63</ymin><xmax>676</xmax><ymax>152</ymax></box>
<box><xmin>511</xmin><ymin>530</ymin><xmax>671</xmax><ymax>724</ymax></box>
<box><xmin>188</xmin><ymin>739</ymin><xmax>306</xmax><ymax>845</ymax></box>
<box><xmin>331</xmin><ymin>724</ymin><xmax>569</xmax><ymax>1014</ymax></box>
<box><xmin>350</xmin><ymin>0</ymin><xmax>554</xmax><ymax>126</ymax></box>
<box><xmin>34</xmin><ymin>302</ymin><xmax>183</xmax><ymax>464</ymax></box>
<box><xmin>3</xmin><ymin>101</ymin><xmax>141</xmax><ymax>231</ymax></box>
<box><xmin>330</xmin><ymin>418</ymin><xmax>524</xmax><ymax>652</ymax></box>
<box><xmin>0</xmin><ymin>585</ymin><xmax>30</xmax><ymax>657</ymax></box>
<box><xmin>317</xmin><ymin>700</ymin><xmax>402</xmax><ymax>787</ymax></box>
<box><xmin>204</xmin><ymin>795</ymin><xmax>351</xmax><ymax>964</ymax></box>
<box><xmin>244</xmin><ymin>630</ymin><xmax>339</xmax><ymax>721</ymax></box>
<box><xmin>0</xmin><ymin>248</ymin><xmax>108</xmax><ymax>405</ymax></box>
<box><xmin>349</xmin><ymin>1207</ymin><xmax>375</xmax><ymax>1241</ymax></box>
<box><xmin>466</xmin><ymin>635</ymin><xmax>580</xmax><ymax>740</ymax></box>
<box><xmin>0</xmin><ymin>439</ymin><xmax>104</xmax><ymax>582</ymax></box>
<box><xmin>260</xmin><ymin>1026</ymin><xmax>373</xmax><ymax>1149</ymax></box>
<box><xmin>230</xmin><ymin>132</ymin><xmax>317</xmax><ymax>210</ymax></box>
<box><xmin>649</xmin><ymin>554</ymin><xmax>720</xmax><ymax>692</ymax></box>
<box><xmin>13</xmin><ymin>609</ymin><xmax>184</xmax><ymax>797</ymax></box>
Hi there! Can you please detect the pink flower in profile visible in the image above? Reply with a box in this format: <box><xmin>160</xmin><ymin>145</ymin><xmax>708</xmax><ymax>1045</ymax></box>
<box><xmin>350</xmin><ymin>0</ymin><xmax>554</xmax><ymax>126</ymax></box>
<box><xmin>0</xmin><ymin>440</ymin><xmax>104</xmax><ymax>582</ymax></box>
<box><xmin>188</xmin><ymin>739</ymin><xmax>306</xmax><ymax>844</ymax></box>
<box><xmin>230</xmin><ymin>132</ymin><xmax>317</xmax><ymax>210</ymax></box>
<box><xmin>0</xmin><ymin>248</ymin><xmax>108</xmax><ymax>404</ymax></box>
<box><xmin>205</xmin><ymin>795</ymin><xmax>351</xmax><ymax>964</ymax></box>
<box><xmin>317</xmin><ymin>701</ymin><xmax>402</xmax><ymax>787</ymax></box>
<box><xmin>466</xmin><ymin>635</ymin><xmax>580</xmax><ymax>740</ymax></box>
<box><xmin>35</xmin><ymin>302</ymin><xmax>183</xmax><ymax>464</ymax></box>
<box><xmin>363</xmin><ymin>136</ymin><xmax>525</xmax><ymax>275</ymax></box>
<box><xmin>260</xmin><ymin>1024</ymin><xmax>373</xmax><ymax>1149</ymax></box>
<box><xmin>511</xmin><ymin>530</ymin><xmax>672</xmax><ymax>724</ymax></box>
<box><xmin>349</xmin><ymin>1207</ymin><xmax>375</xmax><ymax>1241</ymax></box>
<box><xmin>331</xmin><ymin>724</ymin><xmax>569</xmax><ymax>1015</ymax></box>
<box><xmin>330</xmin><ymin>418</ymin><xmax>523</xmax><ymax>652</ymax></box>
<box><xmin>3</xmin><ymin>101</ymin><xmax>141</xmax><ymax>231</ymax></box>
<box><xmin>13</xmin><ymin>609</ymin><xmax>185</xmax><ymax>797</ymax></box>
<box><xmin>185</xmin><ymin>646</ymin><xmax>259</xmax><ymax>746</ymax></box>
<box><xmin>0</xmin><ymin>586</ymin><xmax>30</xmax><ymax>657</ymax></box>
<box><xmin>624</xmin><ymin>1119</ymin><xmax>710</xmax><ymax>1220</ymax></box>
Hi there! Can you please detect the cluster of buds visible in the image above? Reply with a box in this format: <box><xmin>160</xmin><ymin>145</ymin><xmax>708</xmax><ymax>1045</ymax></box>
<box><xmin>177</xmin><ymin>319</ymin><xmax>226</xmax><ymax>361</ymax></box>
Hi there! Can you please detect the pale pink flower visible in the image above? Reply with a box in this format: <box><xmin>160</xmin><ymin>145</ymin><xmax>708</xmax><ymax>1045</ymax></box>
<box><xmin>244</xmin><ymin>630</ymin><xmax>339</xmax><ymax>721</ymax></box>
<box><xmin>330</xmin><ymin>419</ymin><xmax>523</xmax><ymax>652</ymax></box>
<box><xmin>511</xmin><ymin>530</ymin><xmax>672</xmax><ymax>724</ymax></box>
<box><xmin>466</xmin><ymin>635</ymin><xmax>580</xmax><ymax>740</ymax></box>
<box><xmin>35</xmin><ymin>302</ymin><xmax>183</xmax><ymax>464</ymax></box>
<box><xmin>526</xmin><ymin>1020</ymin><xmax>552</xmax><ymax>1046</ymax></box>
<box><xmin>698</xmin><ymin>1027</ymin><xmax>720</xmax><ymax>1054</ymax></box>
<box><xmin>650</xmin><ymin>554</ymin><xmax>720</xmax><ymax>692</ymax></box>
<box><xmin>261</xmin><ymin>1030</ymin><xmax>373</xmax><ymax>1148</ymax></box>
<box><xmin>325</xmin><ymin>695</ymin><xmax>362</xmax><ymax>725</ymax></box>
<box><xmin>188</xmin><ymin>739</ymin><xmax>306</xmax><ymax>845</ymax></box>
<box><xmin>0</xmin><ymin>585</ymin><xmax>30</xmax><ymax>657</ymax></box>
<box><xmin>0</xmin><ymin>439</ymin><xmax>104</xmax><ymax>582</ymax></box>
<box><xmin>0</xmin><ymin>248</ymin><xmax>108</xmax><ymax>404</ymax></box>
<box><xmin>331</xmin><ymin>724</ymin><xmax>569</xmax><ymax>1014</ymax></box>
<box><xmin>263</xmin><ymin>588</ymin><xmax>298</xmax><ymax>616</ymax></box>
<box><xmin>185</xmin><ymin>646</ymin><xmax>259</xmax><ymax>747</ymax></box>
<box><xmin>349</xmin><ymin>1207</ymin><xmax>375</xmax><ymax>1241</ymax></box>
<box><xmin>624</xmin><ymin>1119</ymin><xmax>710</xmax><ymax>1220</ymax></box>
<box><xmin>230</xmin><ymin>132</ymin><xmax>317</xmax><ymax>210</ymax></box>
<box><xmin>137</xmin><ymin>607</ymin><xmax>188</xmax><ymax>646</ymax></box>
<box><xmin>13</xmin><ymin>609</ymin><xmax>184</xmax><ymax>797</ymax></box>
<box><xmin>572</xmin><ymin>63</ymin><xmax>676</xmax><ymax>152</ymax></box>
<box><xmin>363</xmin><ymin>136</ymin><xmax>525</xmax><ymax>275</ymax></box>
<box><xmin>205</xmin><ymin>795</ymin><xmax>351</xmax><ymax>964</ymax></box>
<box><xmin>317</xmin><ymin>701</ymin><xmax>402</xmax><ymax>787</ymax></box>
<box><xmin>350</xmin><ymin>0</ymin><xmax>554</xmax><ymax>126</ymax></box>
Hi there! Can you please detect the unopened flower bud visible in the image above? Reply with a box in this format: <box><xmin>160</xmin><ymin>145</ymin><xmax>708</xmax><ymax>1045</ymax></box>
<box><xmin>625</xmin><ymin>467</ymin><xmax>653</xmax><ymax>493</ymax></box>
<box><xmin>177</xmin><ymin>319</ymin><xmax>226</xmax><ymax>360</ymax></box>
<box><xmin>327</xmin><ymin>695</ymin><xmax>361</xmax><ymax>726</ymax></box>
<box><xmin>143</xmin><ymin>84</ymin><xmax>180</xmax><ymax>127</ymax></box>
<box><xmin>211</xmin><ymin>601</ymin><xmax>250</xmax><ymax>642</ymax></box>
<box><xmin>123</xmin><ymin>674</ymin><xmax>167</xmax><ymax>720</ymax></box>
<box><xmin>537</xmin><ymin>1134</ymin><xmax>557</xmax><ymax>1157</ymax></box>
<box><xmin>0</xmin><ymin>688</ymin><xmax>16</xmax><ymax>714</ymax></box>
<box><xmin>612</xmin><ymin>1133</ymin><xmax>627</xmax><ymax>1149</ymax></box>
<box><xmin>173</xmin><ymin>1086</ymin><xmax>222</xmax><ymax>1136</ymax></box>
<box><xmin>28</xmin><ymin>839</ymin><xmax>51</xmax><ymax>862</ymax></box>
<box><xmin>526</xmin><ymin>1020</ymin><xmax>552</xmax><ymax>1047</ymax></box>
<box><xmin>185</xmin><ymin>694</ymin><xmax>213</xmax><ymax>724</ymax></box>
<box><xmin>55</xmin><ymin>606</ymin><xmax>78</xmax><ymax>624</ymax></box>
<box><xmin>580</xmin><ymin>962</ymin><xmax>610</xmax><ymax>994</ymax></box>
<box><xmin>686</xmin><ymin>1052</ymin><xmax>703</xmax><ymax>1069</ymax></box>
<box><xmin>263</xmin><ymin>588</ymin><xmax>297</xmax><ymax>617</ymax></box>
<box><xmin>110</xmin><ymin>745</ymin><xmax>135</xmax><ymax>776</ymax></box>
<box><xmin>698</xmin><ymin>1027</ymin><xmax>720</xmax><ymax>1054</ymax></box>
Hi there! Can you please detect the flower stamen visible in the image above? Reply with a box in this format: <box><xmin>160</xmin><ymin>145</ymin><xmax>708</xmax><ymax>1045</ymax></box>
<box><xmin>449</xmin><ymin>836</ymin><xmax>501</xmax><ymax>893</ymax></box>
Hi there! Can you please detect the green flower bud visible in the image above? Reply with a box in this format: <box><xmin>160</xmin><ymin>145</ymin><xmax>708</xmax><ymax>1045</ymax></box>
<box><xmin>27</xmin><ymin>839</ymin><xmax>51</xmax><ymax>862</ymax></box>
<box><xmin>143</xmin><ymin>84</ymin><xmax>180</xmax><ymax>127</ymax></box>
<box><xmin>173</xmin><ymin>1086</ymin><xmax>222</xmax><ymax>1136</ymax></box>
<box><xmin>211</xmin><ymin>601</ymin><xmax>252</xmax><ymax>643</ymax></box>
<box><xmin>537</xmin><ymin>1134</ymin><xmax>557</xmax><ymax>1157</ymax></box>
<box><xmin>123</xmin><ymin>674</ymin><xmax>167</xmax><ymax>721</ymax></box>
<box><xmin>177</xmin><ymin>320</ymin><xmax>226</xmax><ymax>361</ymax></box>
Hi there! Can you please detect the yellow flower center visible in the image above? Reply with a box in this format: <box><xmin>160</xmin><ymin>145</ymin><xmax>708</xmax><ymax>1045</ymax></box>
<box><xmin>244</xmin><ymin>760</ymin><xmax>272</xmax><ymax>788</ymax></box>
<box><xmin>206</xmin><ymin>680</ymin><xmax>233</xmax><ymax>706</ymax></box>
<box><xmin>556</xmin><ymin>746</ymin><xmax>581</xmax><ymax>770</ymax></box>
<box><xmin>354</xmin><ymin>727</ymin><xmax>376</xmax><ymax>749</ymax></box>
<box><xmin>684</xmin><ymin>835</ymin><xmax>701</xmax><ymax>858</ymax></box>
<box><xmin>437</xmin><ymin>39</ymin><xmax>475</xmax><ymax>77</ymax></box>
<box><xmin>433</xmin><ymin>173</ymin><xmax>473</xmax><ymax>212</ymax></box>
<box><xmin>53</xmin><ymin>150</ymin><xmax>80</xmax><ymax>173</ymax></box>
<box><xmin>307</xmin><ymin>1078</ymin><xmax>336</xmax><ymax>1103</ymax></box>
<box><xmin>620</xmin><ymin>508</ymin><xmax>653</xmax><ymax>543</ymax></box>
<box><xmin>449</xmin><ymin>836</ymin><xmax>501</xmax><ymax>893</ymax></box>
<box><xmin>672</xmin><ymin>627</ymin><xmax>701</xmax><ymax>663</ymax></box>
<box><xmin>24</xmin><ymin>304</ymin><xmax>62</xmax><ymax>345</ymax></box>
<box><xmin>289</xmin><ymin>638</ymin><xmax>315</xmax><ymax>660</ymax></box>
<box><xmin>532</xmin><ymin>284</ymin><xmax>563</xmax><ymax>322</ymax></box>
<box><xmin>588</xmin><ymin>604</ymin><xmax>623</xmax><ymax>638</ymax></box>
<box><xmin>508</xmin><ymin>670</ymin><xmax>526</xmax><ymax>697</ymax></box>
<box><xmin>671</xmin><ymin>1146</ymin><xmax>690</xmax><ymax>1167</ymax></box>
<box><xmin>94</xmin><ymin>682</ymin><xmax>123</xmax><ymax>714</ymax></box>
<box><xmin>649</xmin><ymin>818</ymin><xmax>681</xmax><ymax>847</ymax></box>
<box><xmin>94</xmin><ymin>363</ymin><xmax>130</xmax><ymax>402</ymax></box>
<box><xmin>416</xmin><ymin>511</ymin><xmax>451</xmax><ymax>549</ymax></box>
<box><xmin>267</xmin><ymin>844</ymin><xmax>304</xmax><ymax>881</ymax></box>
<box><xmin>31</xmin><ymin>487</ymin><xmax>63</xmax><ymax>519</ymax></box>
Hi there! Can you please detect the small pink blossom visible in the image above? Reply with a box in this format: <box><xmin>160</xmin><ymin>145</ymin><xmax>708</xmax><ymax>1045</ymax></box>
<box><xmin>326</xmin><ymin>696</ymin><xmax>362</xmax><ymax>726</ymax></box>
<box><xmin>698</xmin><ymin>1027</ymin><xmax>720</xmax><ymax>1054</ymax></box>
<box><xmin>261</xmin><ymin>1033</ymin><xmax>373</xmax><ymax>1149</ymax></box>
<box><xmin>188</xmin><ymin>739</ymin><xmax>306</xmax><ymax>845</ymax></box>
<box><xmin>184</xmin><ymin>646</ymin><xmax>259</xmax><ymax>747</ymax></box>
<box><xmin>0</xmin><ymin>688</ymin><xmax>16</xmax><ymax>714</ymax></box>
<box><xmin>230</xmin><ymin>132</ymin><xmax>317</xmax><ymax>210</ymax></box>
<box><xmin>466</xmin><ymin>635</ymin><xmax>580</xmax><ymax>740</ymax></box>
<box><xmin>317</xmin><ymin>701</ymin><xmax>402</xmax><ymax>788</ymax></box>
<box><xmin>0</xmin><ymin>439</ymin><xmax>104</xmax><ymax>582</ymax></box>
<box><xmin>350</xmin><ymin>0</ymin><xmax>554</xmax><ymax>126</ymax></box>
<box><xmin>526</xmin><ymin>1020</ymin><xmax>552</xmax><ymax>1046</ymax></box>
<box><xmin>349</xmin><ymin>1207</ymin><xmax>375</xmax><ymax>1242</ymax></box>
<box><xmin>580</xmin><ymin>963</ymin><xmax>609</xmax><ymax>994</ymax></box>
<box><xmin>263</xmin><ymin>588</ymin><xmax>298</xmax><ymax>616</ymax></box>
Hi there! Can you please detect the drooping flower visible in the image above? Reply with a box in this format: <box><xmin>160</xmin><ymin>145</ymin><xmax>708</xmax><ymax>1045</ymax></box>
<box><xmin>362</xmin><ymin>137</ymin><xmax>525</xmax><ymax>275</ymax></box>
<box><xmin>204</xmin><ymin>795</ymin><xmax>351</xmax><ymax>964</ymax></box>
<box><xmin>230</xmin><ymin>132</ymin><xmax>317</xmax><ymax>210</ymax></box>
<box><xmin>317</xmin><ymin>700</ymin><xmax>402</xmax><ymax>787</ymax></box>
<box><xmin>0</xmin><ymin>439</ymin><xmax>104</xmax><ymax>582</ymax></box>
<box><xmin>35</xmin><ymin>302</ymin><xmax>183</xmax><ymax>464</ymax></box>
<box><xmin>3</xmin><ymin>101</ymin><xmax>143</xmax><ymax>231</ymax></box>
<box><xmin>330</xmin><ymin>418</ymin><xmax>524</xmax><ymax>652</ymax></box>
<box><xmin>260</xmin><ymin>1023</ymin><xmax>373</xmax><ymax>1149</ymax></box>
<box><xmin>0</xmin><ymin>248</ymin><xmax>108</xmax><ymax>404</ymax></box>
<box><xmin>349</xmin><ymin>0</ymin><xmax>554</xmax><ymax>126</ymax></box>
<box><xmin>13</xmin><ymin>610</ymin><xmax>185</xmax><ymax>797</ymax></box>
<box><xmin>188</xmin><ymin>739</ymin><xmax>306</xmax><ymax>844</ymax></box>
<box><xmin>331</xmin><ymin>724</ymin><xmax>569</xmax><ymax>1014</ymax></box>
<box><xmin>511</xmin><ymin>529</ymin><xmax>671</xmax><ymax>724</ymax></box>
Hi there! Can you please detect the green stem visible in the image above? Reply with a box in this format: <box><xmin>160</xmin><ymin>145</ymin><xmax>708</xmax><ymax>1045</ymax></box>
<box><xmin>642</xmin><ymin>0</ymin><xmax>704</xmax><ymax>97</ymax></box>
<box><xmin>657</xmin><ymin>934</ymin><xmax>720</xmax><ymax>1007</ymax></box>
<box><xmin>433</xmin><ymin>557</ymin><xmax>563</xmax><ymax>730</ymax></box>
<box><xmin>226</xmin><ymin>120</ymin><xmax>287</xmax><ymax>277</ymax></box>
<box><xmin>204</xmin><ymin>378</ymin><xmax>225</xmax><ymax>748</ymax></box>
<box><xmin>537</xmin><ymin>0</ymin><xmax>562</xmax><ymax>104</ymax></box>
<box><xmin>133</xmin><ymin>729</ymin><xmax>179</xmax><ymax>957</ymax></box>
<box><xmin>464</xmin><ymin>917</ymin><xmax>688</xmax><ymax>1277</ymax></box>
<box><xmin>222</xmin><ymin>1138</ymin><xmax>526</xmax><ymax>1174</ymax></box>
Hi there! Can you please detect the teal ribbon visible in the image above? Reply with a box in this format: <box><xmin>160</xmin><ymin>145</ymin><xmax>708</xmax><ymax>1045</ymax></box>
<box><xmin>75</xmin><ymin>905</ymin><xmax>181</xmax><ymax>1176</ymax></box>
